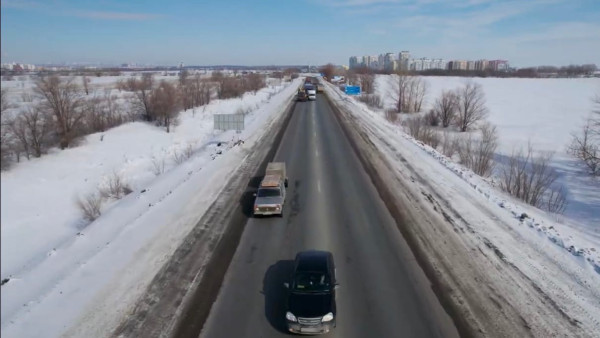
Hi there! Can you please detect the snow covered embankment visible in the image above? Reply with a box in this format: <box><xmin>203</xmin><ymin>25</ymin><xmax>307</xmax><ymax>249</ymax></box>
<box><xmin>0</xmin><ymin>78</ymin><xmax>302</xmax><ymax>338</ymax></box>
<box><xmin>325</xmin><ymin>83</ymin><xmax>600</xmax><ymax>337</ymax></box>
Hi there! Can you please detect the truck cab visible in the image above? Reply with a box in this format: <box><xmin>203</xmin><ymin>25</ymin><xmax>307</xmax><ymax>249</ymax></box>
<box><xmin>304</xmin><ymin>84</ymin><xmax>317</xmax><ymax>101</ymax></box>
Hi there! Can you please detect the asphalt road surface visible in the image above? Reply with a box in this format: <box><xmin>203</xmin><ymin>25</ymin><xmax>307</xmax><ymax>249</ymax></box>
<box><xmin>199</xmin><ymin>95</ymin><xmax>459</xmax><ymax>338</ymax></box>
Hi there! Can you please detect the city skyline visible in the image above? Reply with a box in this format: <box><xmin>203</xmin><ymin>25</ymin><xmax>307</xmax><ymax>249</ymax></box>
<box><xmin>1</xmin><ymin>0</ymin><xmax>599</xmax><ymax>67</ymax></box>
<box><xmin>349</xmin><ymin>51</ymin><xmax>510</xmax><ymax>72</ymax></box>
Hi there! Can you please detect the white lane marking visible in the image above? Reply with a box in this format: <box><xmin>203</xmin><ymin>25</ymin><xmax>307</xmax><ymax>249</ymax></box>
<box><xmin>313</xmin><ymin>130</ymin><xmax>317</xmax><ymax>138</ymax></box>
<box><xmin>318</xmin><ymin>180</ymin><xmax>322</xmax><ymax>193</ymax></box>
<box><xmin>315</xmin><ymin>148</ymin><xmax>319</xmax><ymax>157</ymax></box>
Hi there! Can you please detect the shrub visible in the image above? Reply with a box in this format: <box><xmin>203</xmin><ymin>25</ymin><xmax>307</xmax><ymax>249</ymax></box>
<box><xmin>457</xmin><ymin>123</ymin><xmax>498</xmax><ymax>177</ymax></box>
<box><xmin>99</xmin><ymin>171</ymin><xmax>132</xmax><ymax>199</ymax></box>
<box><xmin>425</xmin><ymin>110</ymin><xmax>440</xmax><ymax>127</ymax></box>
<box><xmin>76</xmin><ymin>192</ymin><xmax>102</xmax><ymax>222</ymax></box>
<box><xmin>358</xmin><ymin>94</ymin><xmax>383</xmax><ymax>109</ymax></box>
<box><xmin>500</xmin><ymin>143</ymin><xmax>565</xmax><ymax>212</ymax></box>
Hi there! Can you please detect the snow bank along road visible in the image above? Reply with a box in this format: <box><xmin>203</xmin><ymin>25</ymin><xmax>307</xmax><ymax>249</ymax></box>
<box><xmin>325</xmin><ymin>82</ymin><xmax>600</xmax><ymax>337</ymax></box>
<box><xmin>1</xmin><ymin>79</ymin><xmax>303</xmax><ymax>337</ymax></box>
<box><xmin>196</xmin><ymin>94</ymin><xmax>458</xmax><ymax>337</ymax></box>
<box><xmin>109</xmin><ymin>97</ymin><xmax>298</xmax><ymax>337</ymax></box>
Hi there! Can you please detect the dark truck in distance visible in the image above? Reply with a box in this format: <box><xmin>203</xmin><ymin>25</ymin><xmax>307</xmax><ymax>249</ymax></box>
<box><xmin>284</xmin><ymin>250</ymin><xmax>337</xmax><ymax>335</ymax></box>
<box><xmin>297</xmin><ymin>90</ymin><xmax>308</xmax><ymax>101</ymax></box>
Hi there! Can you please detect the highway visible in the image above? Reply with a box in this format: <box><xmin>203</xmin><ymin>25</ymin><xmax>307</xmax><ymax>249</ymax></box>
<box><xmin>198</xmin><ymin>94</ymin><xmax>459</xmax><ymax>337</ymax></box>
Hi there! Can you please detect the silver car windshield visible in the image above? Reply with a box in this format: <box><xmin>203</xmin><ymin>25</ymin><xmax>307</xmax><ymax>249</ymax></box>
<box><xmin>257</xmin><ymin>188</ymin><xmax>281</xmax><ymax>197</ymax></box>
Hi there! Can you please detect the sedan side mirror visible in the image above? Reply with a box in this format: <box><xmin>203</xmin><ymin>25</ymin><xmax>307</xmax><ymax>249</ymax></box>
<box><xmin>334</xmin><ymin>283</ymin><xmax>340</xmax><ymax>290</ymax></box>
<box><xmin>283</xmin><ymin>282</ymin><xmax>289</xmax><ymax>289</ymax></box>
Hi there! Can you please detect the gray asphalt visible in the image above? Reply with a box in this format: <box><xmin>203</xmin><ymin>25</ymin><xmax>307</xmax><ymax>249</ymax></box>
<box><xmin>199</xmin><ymin>95</ymin><xmax>459</xmax><ymax>338</ymax></box>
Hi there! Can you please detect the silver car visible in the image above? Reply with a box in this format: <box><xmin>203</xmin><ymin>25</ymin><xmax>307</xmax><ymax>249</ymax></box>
<box><xmin>253</xmin><ymin>185</ymin><xmax>286</xmax><ymax>217</ymax></box>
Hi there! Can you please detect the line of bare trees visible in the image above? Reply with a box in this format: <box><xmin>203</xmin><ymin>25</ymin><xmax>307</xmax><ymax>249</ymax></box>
<box><xmin>1</xmin><ymin>70</ymin><xmax>270</xmax><ymax>171</ymax></box>
<box><xmin>211</xmin><ymin>71</ymin><xmax>266</xmax><ymax>99</ymax></box>
<box><xmin>384</xmin><ymin>78</ymin><xmax>567</xmax><ymax>214</ymax></box>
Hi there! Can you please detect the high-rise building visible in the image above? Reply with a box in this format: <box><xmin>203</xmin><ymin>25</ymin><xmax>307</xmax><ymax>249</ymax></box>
<box><xmin>399</xmin><ymin>51</ymin><xmax>411</xmax><ymax>71</ymax></box>
<box><xmin>451</xmin><ymin>60</ymin><xmax>467</xmax><ymax>70</ymax></box>
<box><xmin>474</xmin><ymin>59</ymin><xmax>489</xmax><ymax>71</ymax></box>
<box><xmin>349</xmin><ymin>56</ymin><xmax>359</xmax><ymax>69</ymax></box>
<box><xmin>367</xmin><ymin>56</ymin><xmax>378</xmax><ymax>69</ymax></box>
<box><xmin>431</xmin><ymin>59</ymin><xmax>446</xmax><ymax>70</ymax></box>
<box><xmin>489</xmin><ymin>60</ymin><xmax>509</xmax><ymax>71</ymax></box>
<box><xmin>383</xmin><ymin>53</ymin><xmax>396</xmax><ymax>71</ymax></box>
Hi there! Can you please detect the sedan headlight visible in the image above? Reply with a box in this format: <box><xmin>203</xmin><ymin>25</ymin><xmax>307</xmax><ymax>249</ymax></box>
<box><xmin>254</xmin><ymin>205</ymin><xmax>259</xmax><ymax>210</ymax></box>
<box><xmin>275</xmin><ymin>204</ymin><xmax>281</xmax><ymax>210</ymax></box>
<box><xmin>286</xmin><ymin>311</ymin><xmax>297</xmax><ymax>322</ymax></box>
<box><xmin>321</xmin><ymin>312</ymin><xmax>334</xmax><ymax>322</ymax></box>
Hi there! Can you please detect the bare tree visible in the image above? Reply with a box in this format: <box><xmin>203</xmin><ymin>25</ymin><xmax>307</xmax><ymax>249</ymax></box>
<box><xmin>389</xmin><ymin>73</ymin><xmax>410</xmax><ymax>113</ymax></box>
<box><xmin>192</xmin><ymin>74</ymin><xmax>211</xmax><ymax>107</ymax></box>
<box><xmin>35</xmin><ymin>76</ymin><xmax>85</xmax><ymax>149</ymax></box>
<box><xmin>82</xmin><ymin>75</ymin><xmax>91</xmax><ymax>95</ymax></box>
<box><xmin>412</xmin><ymin>77</ymin><xmax>428</xmax><ymax>112</ymax></box>
<box><xmin>178</xmin><ymin>69</ymin><xmax>189</xmax><ymax>87</ymax></box>
<box><xmin>246</xmin><ymin>73</ymin><xmax>265</xmax><ymax>94</ymax></box>
<box><xmin>359</xmin><ymin>74</ymin><xmax>375</xmax><ymax>94</ymax></box>
<box><xmin>1</xmin><ymin>89</ymin><xmax>13</xmax><ymax>169</ymax></box>
<box><xmin>385</xmin><ymin>108</ymin><xmax>398</xmax><ymax>123</ymax></box>
<box><xmin>151</xmin><ymin>80</ymin><xmax>180</xmax><ymax>133</ymax></box>
<box><xmin>125</xmin><ymin>73</ymin><xmax>155</xmax><ymax>121</ymax></box>
<box><xmin>546</xmin><ymin>185</ymin><xmax>568</xmax><ymax>214</ymax></box>
<box><xmin>434</xmin><ymin>90</ymin><xmax>458</xmax><ymax>128</ymax></box>
<box><xmin>179</xmin><ymin>77</ymin><xmax>194</xmax><ymax>111</ymax></box>
<box><xmin>456</xmin><ymin>82</ymin><xmax>488</xmax><ymax>132</ymax></box>
<box><xmin>1</xmin><ymin>88</ymin><xmax>9</xmax><ymax>114</ymax></box>
<box><xmin>440</xmin><ymin>131</ymin><xmax>459</xmax><ymax>157</ymax></box>
<box><xmin>10</xmin><ymin>106</ymin><xmax>52</xmax><ymax>158</ymax></box>
<box><xmin>319</xmin><ymin>64</ymin><xmax>336</xmax><ymax>81</ymax></box>
<box><xmin>569</xmin><ymin>118</ymin><xmax>599</xmax><ymax>175</ymax></box>
<box><xmin>388</xmin><ymin>74</ymin><xmax>427</xmax><ymax>113</ymax></box>
<box><xmin>473</xmin><ymin>123</ymin><xmax>498</xmax><ymax>177</ymax></box>
<box><xmin>568</xmin><ymin>95</ymin><xmax>600</xmax><ymax>176</ymax></box>
<box><xmin>501</xmin><ymin>144</ymin><xmax>560</xmax><ymax>208</ymax></box>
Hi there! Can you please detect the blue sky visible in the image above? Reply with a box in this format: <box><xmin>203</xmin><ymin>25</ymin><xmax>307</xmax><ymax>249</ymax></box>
<box><xmin>1</xmin><ymin>0</ymin><xmax>599</xmax><ymax>67</ymax></box>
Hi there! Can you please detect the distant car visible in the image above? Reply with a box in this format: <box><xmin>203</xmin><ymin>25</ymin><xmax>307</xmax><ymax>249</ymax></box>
<box><xmin>297</xmin><ymin>90</ymin><xmax>308</xmax><ymax>101</ymax></box>
<box><xmin>284</xmin><ymin>250</ymin><xmax>337</xmax><ymax>335</ymax></box>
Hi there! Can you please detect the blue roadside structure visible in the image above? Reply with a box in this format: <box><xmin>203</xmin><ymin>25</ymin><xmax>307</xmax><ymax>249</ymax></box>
<box><xmin>345</xmin><ymin>86</ymin><xmax>361</xmax><ymax>95</ymax></box>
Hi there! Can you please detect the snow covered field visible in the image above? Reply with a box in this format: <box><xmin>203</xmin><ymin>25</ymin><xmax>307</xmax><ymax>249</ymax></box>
<box><xmin>0</xmin><ymin>76</ymin><xmax>301</xmax><ymax>337</ymax></box>
<box><xmin>374</xmin><ymin>75</ymin><xmax>600</xmax><ymax>234</ymax></box>
<box><xmin>327</xmin><ymin>78</ymin><xmax>600</xmax><ymax>335</ymax></box>
<box><xmin>2</xmin><ymin>73</ymin><xmax>599</xmax><ymax>336</ymax></box>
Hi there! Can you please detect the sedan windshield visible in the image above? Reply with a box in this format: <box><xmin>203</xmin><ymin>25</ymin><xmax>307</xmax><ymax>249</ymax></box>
<box><xmin>293</xmin><ymin>272</ymin><xmax>331</xmax><ymax>292</ymax></box>
<box><xmin>257</xmin><ymin>188</ymin><xmax>281</xmax><ymax>197</ymax></box>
